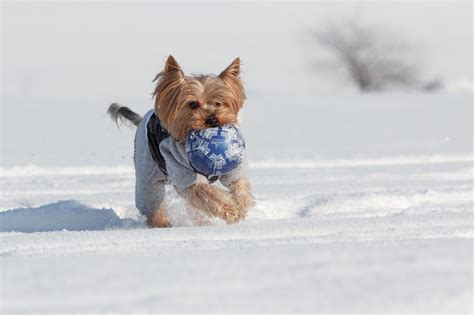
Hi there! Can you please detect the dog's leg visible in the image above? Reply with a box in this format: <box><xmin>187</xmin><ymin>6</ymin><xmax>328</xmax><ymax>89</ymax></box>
<box><xmin>145</xmin><ymin>207</ymin><xmax>171</xmax><ymax>228</ymax></box>
<box><xmin>228</xmin><ymin>177</ymin><xmax>255</xmax><ymax>220</ymax></box>
<box><xmin>186</xmin><ymin>183</ymin><xmax>242</xmax><ymax>224</ymax></box>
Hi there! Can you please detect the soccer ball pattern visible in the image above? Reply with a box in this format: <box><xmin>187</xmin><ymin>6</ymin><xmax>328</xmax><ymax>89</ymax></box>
<box><xmin>186</xmin><ymin>125</ymin><xmax>246</xmax><ymax>176</ymax></box>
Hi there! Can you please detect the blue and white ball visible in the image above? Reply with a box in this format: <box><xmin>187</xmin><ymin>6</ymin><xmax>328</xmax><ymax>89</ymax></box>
<box><xmin>186</xmin><ymin>125</ymin><xmax>245</xmax><ymax>176</ymax></box>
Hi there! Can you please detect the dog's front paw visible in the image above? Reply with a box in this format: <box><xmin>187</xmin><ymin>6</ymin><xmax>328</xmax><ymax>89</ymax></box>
<box><xmin>217</xmin><ymin>200</ymin><xmax>243</xmax><ymax>224</ymax></box>
<box><xmin>186</xmin><ymin>183</ymin><xmax>245</xmax><ymax>224</ymax></box>
<box><xmin>145</xmin><ymin>208</ymin><xmax>172</xmax><ymax>228</ymax></box>
<box><xmin>229</xmin><ymin>177</ymin><xmax>255</xmax><ymax>215</ymax></box>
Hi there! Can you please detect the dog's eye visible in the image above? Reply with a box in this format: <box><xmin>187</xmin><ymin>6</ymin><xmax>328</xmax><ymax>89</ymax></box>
<box><xmin>189</xmin><ymin>101</ymin><xmax>200</xmax><ymax>110</ymax></box>
<box><xmin>215</xmin><ymin>101</ymin><xmax>222</xmax><ymax>107</ymax></box>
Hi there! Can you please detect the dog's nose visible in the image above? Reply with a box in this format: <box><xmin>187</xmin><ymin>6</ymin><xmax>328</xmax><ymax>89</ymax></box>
<box><xmin>205</xmin><ymin>116</ymin><xmax>219</xmax><ymax>127</ymax></box>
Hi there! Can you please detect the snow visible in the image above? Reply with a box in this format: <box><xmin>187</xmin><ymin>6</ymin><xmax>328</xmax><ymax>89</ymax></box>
<box><xmin>1</xmin><ymin>88</ymin><xmax>473</xmax><ymax>313</ymax></box>
<box><xmin>2</xmin><ymin>239</ymin><xmax>471</xmax><ymax>313</ymax></box>
<box><xmin>0</xmin><ymin>200</ymin><xmax>138</xmax><ymax>233</ymax></box>
<box><xmin>2</xmin><ymin>2</ymin><xmax>473</xmax><ymax>312</ymax></box>
<box><xmin>1</xmin><ymin>148</ymin><xmax>473</xmax><ymax>313</ymax></box>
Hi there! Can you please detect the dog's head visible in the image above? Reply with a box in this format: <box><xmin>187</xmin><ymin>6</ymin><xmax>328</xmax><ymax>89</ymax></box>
<box><xmin>153</xmin><ymin>55</ymin><xmax>245</xmax><ymax>143</ymax></box>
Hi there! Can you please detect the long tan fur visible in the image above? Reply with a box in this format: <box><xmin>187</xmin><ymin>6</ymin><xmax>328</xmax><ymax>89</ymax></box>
<box><xmin>147</xmin><ymin>55</ymin><xmax>253</xmax><ymax>226</ymax></box>
<box><xmin>186</xmin><ymin>183</ymin><xmax>245</xmax><ymax>224</ymax></box>
<box><xmin>229</xmin><ymin>177</ymin><xmax>255</xmax><ymax>215</ymax></box>
<box><xmin>145</xmin><ymin>207</ymin><xmax>171</xmax><ymax>228</ymax></box>
<box><xmin>153</xmin><ymin>56</ymin><xmax>245</xmax><ymax>143</ymax></box>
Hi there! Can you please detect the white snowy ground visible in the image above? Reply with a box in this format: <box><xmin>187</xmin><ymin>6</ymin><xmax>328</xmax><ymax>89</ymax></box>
<box><xmin>1</xmin><ymin>156</ymin><xmax>473</xmax><ymax>313</ymax></box>
<box><xmin>1</xmin><ymin>93</ymin><xmax>473</xmax><ymax>313</ymax></box>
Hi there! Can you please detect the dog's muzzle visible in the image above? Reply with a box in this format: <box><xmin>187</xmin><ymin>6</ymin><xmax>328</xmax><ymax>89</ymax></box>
<box><xmin>205</xmin><ymin>116</ymin><xmax>219</xmax><ymax>127</ymax></box>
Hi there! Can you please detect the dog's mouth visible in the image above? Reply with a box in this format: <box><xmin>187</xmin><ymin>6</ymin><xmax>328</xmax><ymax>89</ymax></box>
<box><xmin>205</xmin><ymin>116</ymin><xmax>219</xmax><ymax>128</ymax></box>
<box><xmin>190</xmin><ymin>114</ymin><xmax>236</xmax><ymax>131</ymax></box>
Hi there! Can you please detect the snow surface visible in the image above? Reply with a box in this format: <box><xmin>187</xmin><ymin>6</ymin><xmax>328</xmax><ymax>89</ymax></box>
<box><xmin>1</xmin><ymin>152</ymin><xmax>473</xmax><ymax>313</ymax></box>
<box><xmin>1</xmin><ymin>86</ymin><xmax>473</xmax><ymax>314</ymax></box>
<box><xmin>2</xmin><ymin>2</ymin><xmax>473</xmax><ymax>312</ymax></box>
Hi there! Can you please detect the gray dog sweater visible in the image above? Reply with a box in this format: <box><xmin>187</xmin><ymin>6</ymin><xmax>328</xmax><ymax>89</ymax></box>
<box><xmin>134</xmin><ymin>110</ymin><xmax>246</xmax><ymax>217</ymax></box>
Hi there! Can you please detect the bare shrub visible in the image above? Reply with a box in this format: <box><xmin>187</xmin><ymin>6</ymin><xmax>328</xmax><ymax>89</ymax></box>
<box><xmin>313</xmin><ymin>18</ymin><xmax>439</xmax><ymax>92</ymax></box>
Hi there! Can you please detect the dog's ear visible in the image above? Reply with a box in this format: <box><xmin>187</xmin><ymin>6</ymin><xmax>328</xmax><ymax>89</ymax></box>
<box><xmin>218</xmin><ymin>58</ymin><xmax>245</xmax><ymax>109</ymax></box>
<box><xmin>164</xmin><ymin>55</ymin><xmax>184</xmax><ymax>78</ymax></box>
<box><xmin>219</xmin><ymin>58</ymin><xmax>240</xmax><ymax>79</ymax></box>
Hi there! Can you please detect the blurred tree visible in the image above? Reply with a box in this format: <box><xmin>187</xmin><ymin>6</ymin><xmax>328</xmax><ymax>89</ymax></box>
<box><xmin>313</xmin><ymin>18</ymin><xmax>441</xmax><ymax>92</ymax></box>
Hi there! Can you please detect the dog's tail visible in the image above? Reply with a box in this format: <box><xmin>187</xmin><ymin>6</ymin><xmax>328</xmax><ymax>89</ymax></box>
<box><xmin>107</xmin><ymin>103</ymin><xmax>143</xmax><ymax>127</ymax></box>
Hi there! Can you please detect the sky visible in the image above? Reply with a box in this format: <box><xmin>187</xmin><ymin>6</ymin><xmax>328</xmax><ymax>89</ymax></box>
<box><xmin>1</xmin><ymin>1</ymin><xmax>473</xmax><ymax>166</ymax></box>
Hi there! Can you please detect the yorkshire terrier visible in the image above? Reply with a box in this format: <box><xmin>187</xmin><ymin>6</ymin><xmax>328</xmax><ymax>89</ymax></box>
<box><xmin>108</xmin><ymin>55</ymin><xmax>255</xmax><ymax>228</ymax></box>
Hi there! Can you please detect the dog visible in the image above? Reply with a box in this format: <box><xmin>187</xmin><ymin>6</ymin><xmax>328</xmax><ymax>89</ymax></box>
<box><xmin>108</xmin><ymin>55</ymin><xmax>255</xmax><ymax>228</ymax></box>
